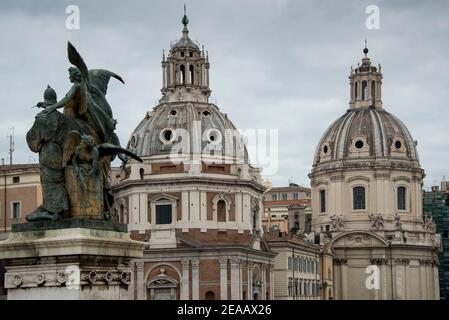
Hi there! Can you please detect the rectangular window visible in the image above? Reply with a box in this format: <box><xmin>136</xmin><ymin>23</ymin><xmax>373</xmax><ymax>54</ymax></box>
<box><xmin>282</xmin><ymin>193</ymin><xmax>287</xmax><ymax>201</ymax></box>
<box><xmin>288</xmin><ymin>256</ymin><xmax>292</xmax><ymax>270</ymax></box>
<box><xmin>320</xmin><ymin>190</ymin><xmax>326</xmax><ymax>213</ymax></box>
<box><xmin>12</xmin><ymin>176</ymin><xmax>20</xmax><ymax>184</ymax></box>
<box><xmin>397</xmin><ymin>186</ymin><xmax>406</xmax><ymax>210</ymax></box>
<box><xmin>353</xmin><ymin>186</ymin><xmax>366</xmax><ymax>210</ymax></box>
<box><xmin>12</xmin><ymin>202</ymin><xmax>21</xmax><ymax>219</ymax></box>
<box><xmin>293</xmin><ymin>193</ymin><xmax>299</xmax><ymax>200</ymax></box>
<box><xmin>271</xmin><ymin>194</ymin><xmax>277</xmax><ymax>201</ymax></box>
<box><xmin>155</xmin><ymin>204</ymin><xmax>172</xmax><ymax>224</ymax></box>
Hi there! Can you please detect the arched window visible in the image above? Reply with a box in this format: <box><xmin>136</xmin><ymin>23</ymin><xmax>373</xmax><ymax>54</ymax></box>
<box><xmin>397</xmin><ymin>186</ymin><xmax>406</xmax><ymax>210</ymax></box>
<box><xmin>371</xmin><ymin>80</ymin><xmax>376</xmax><ymax>102</ymax></box>
<box><xmin>355</xmin><ymin>82</ymin><xmax>358</xmax><ymax>99</ymax></box>
<box><xmin>217</xmin><ymin>200</ymin><xmax>226</xmax><ymax>222</ymax></box>
<box><xmin>205</xmin><ymin>291</ymin><xmax>215</xmax><ymax>300</ymax></box>
<box><xmin>139</xmin><ymin>168</ymin><xmax>144</xmax><ymax>180</ymax></box>
<box><xmin>180</xmin><ymin>64</ymin><xmax>185</xmax><ymax>84</ymax></box>
<box><xmin>353</xmin><ymin>186</ymin><xmax>366</xmax><ymax>210</ymax></box>
<box><xmin>362</xmin><ymin>80</ymin><xmax>368</xmax><ymax>101</ymax></box>
<box><xmin>189</xmin><ymin>65</ymin><xmax>194</xmax><ymax>84</ymax></box>
<box><xmin>319</xmin><ymin>190</ymin><xmax>326</xmax><ymax>213</ymax></box>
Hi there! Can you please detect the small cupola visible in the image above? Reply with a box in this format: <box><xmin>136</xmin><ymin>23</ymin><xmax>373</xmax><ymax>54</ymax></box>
<box><xmin>160</xmin><ymin>5</ymin><xmax>211</xmax><ymax>103</ymax></box>
<box><xmin>349</xmin><ymin>40</ymin><xmax>383</xmax><ymax>109</ymax></box>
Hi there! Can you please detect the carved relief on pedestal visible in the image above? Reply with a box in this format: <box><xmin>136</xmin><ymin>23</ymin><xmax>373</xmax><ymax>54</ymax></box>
<box><xmin>5</xmin><ymin>270</ymin><xmax>131</xmax><ymax>289</ymax></box>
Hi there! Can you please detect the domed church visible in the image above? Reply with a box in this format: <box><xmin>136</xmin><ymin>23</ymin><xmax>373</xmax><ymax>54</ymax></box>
<box><xmin>309</xmin><ymin>45</ymin><xmax>440</xmax><ymax>300</ymax></box>
<box><xmin>112</xmin><ymin>11</ymin><xmax>275</xmax><ymax>300</ymax></box>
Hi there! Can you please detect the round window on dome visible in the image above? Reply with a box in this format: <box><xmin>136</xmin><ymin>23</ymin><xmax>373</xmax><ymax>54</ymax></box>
<box><xmin>323</xmin><ymin>145</ymin><xmax>328</xmax><ymax>154</ymax></box>
<box><xmin>203</xmin><ymin>110</ymin><xmax>211</xmax><ymax>116</ymax></box>
<box><xmin>169</xmin><ymin>109</ymin><xmax>177</xmax><ymax>117</ymax></box>
<box><xmin>205</xmin><ymin>129</ymin><xmax>222</xmax><ymax>144</ymax></box>
<box><xmin>395</xmin><ymin>140</ymin><xmax>402</xmax><ymax>149</ymax></box>
<box><xmin>355</xmin><ymin>140</ymin><xmax>364</xmax><ymax>149</ymax></box>
<box><xmin>160</xmin><ymin>129</ymin><xmax>176</xmax><ymax>144</ymax></box>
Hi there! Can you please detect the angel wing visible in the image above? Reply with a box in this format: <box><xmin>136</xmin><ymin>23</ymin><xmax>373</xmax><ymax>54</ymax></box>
<box><xmin>67</xmin><ymin>41</ymin><xmax>89</xmax><ymax>83</ymax></box>
<box><xmin>89</xmin><ymin>69</ymin><xmax>124</xmax><ymax>96</ymax></box>
<box><xmin>63</xmin><ymin>130</ymin><xmax>82</xmax><ymax>167</ymax></box>
<box><xmin>97</xmin><ymin>143</ymin><xmax>143</xmax><ymax>163</ymax></box>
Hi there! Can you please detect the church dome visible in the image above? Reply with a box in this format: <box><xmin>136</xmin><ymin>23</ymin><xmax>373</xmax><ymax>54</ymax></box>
<box><xmin>312</xmin><ymin>45</ymin><xmax>420</xmax><ymax>170</ymax></box>
<box><xmin>125</xmin><ymin>10</ymin><xmax>248</xmax><ymax>163</ymax></box>
<box><xmin>313</xmin><ymin>106</ymin><xmax>419</xmax><ymax>166</ymax></box>
<box><xmin>127</xmin><ymin>102</ymin><xmax>248</xmax><ymax>161</ymax></box>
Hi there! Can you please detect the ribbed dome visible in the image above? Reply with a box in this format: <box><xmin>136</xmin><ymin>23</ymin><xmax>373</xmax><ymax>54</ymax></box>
<box><xmin>313</xmin><ymin>106</ymin><xmax>419</xmax><ymax>166</ymax></box>
<box><xmin>127</xmin><ymin>102</ymin><xmax>248</xmax><ymax>161</ymax></box>
<box><xmin>172</xmin><ymin>36</ymin><xmax>199</xmax><ymax>50</ymax></box>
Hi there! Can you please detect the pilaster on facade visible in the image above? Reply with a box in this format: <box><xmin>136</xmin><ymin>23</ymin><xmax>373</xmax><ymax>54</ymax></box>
<box><xmin>230</xmin><ymin>258</ymin><xmax>242</xmax><ymax>299</ymax></box>
<box><xmin>219</xmin><ymin>257</ymin><xmax>228</xmax><ymax>300</ymax></box>
<box><xmin>181</xmin><ymin>259</ymin><xmax>190</xmax><ymax>300</ymax></box>
<box><xmin>247</xmin><ymin>261</ymin><xmax>254</xmax><ymax>300</ymax></box>
<box><xmin>136</xmin><ymin>261</ymin><xmax>145</xmax><ymax>300</ymax></box>
<box><xmin>191</xmin><ymin>259</ymin><xmax>200</xmax><ymax>300</ymax></box>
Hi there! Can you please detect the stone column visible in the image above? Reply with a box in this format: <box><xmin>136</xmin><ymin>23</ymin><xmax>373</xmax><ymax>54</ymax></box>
<box><xmin>261</xmin><ymin>265</ymin><xmax>266</xmax><ymax>300</ymax></box>
<box><xmin>230</xmin><ymin>258</ymin><xmax>241</xmax><ymax>299</ymax></box>
<box><xmin>219</xmin><ymin>258</ymin><xmax>228</xmax><ymax>300</ymax></box>
<box><xmin>247</xmin><ymin>262</ymin><xmax>253</xmax><ymax>300</ymax></box>
<box><xmin>191</xmin><ymin>259</ymin><xmax>200</xmax><ymax>300</ymax></box>
<box><xmin>136</xmin><ymin>261</ymin><xmax>145</xmax><ymax>300</ymax></box>
<box><xmin>181</xmin><ymin>259</ymin><xmax>190</xmax><ymax>300</ymax></box>
<box><xmin>270</xmin><ymin>264</ymin><xmax>274</xmax><ymax>300</ymax></box>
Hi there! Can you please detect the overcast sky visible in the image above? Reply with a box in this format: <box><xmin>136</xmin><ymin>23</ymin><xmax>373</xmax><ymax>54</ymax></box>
<box><xmin>0</xmin><ymin>0</ymin><xmax>448</xmax><ymax>189</ymax></box>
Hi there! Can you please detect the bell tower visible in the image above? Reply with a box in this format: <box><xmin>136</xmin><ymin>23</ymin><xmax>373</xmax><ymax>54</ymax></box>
<box><xmin>160</xmin><ymin>6</ymin><xmax>211</xmax><ymax>103</ymax></box>
<box><xmin>349</xmin><ymin>40</ymin><xmax>383</xmax><ymax>109</ymax></box>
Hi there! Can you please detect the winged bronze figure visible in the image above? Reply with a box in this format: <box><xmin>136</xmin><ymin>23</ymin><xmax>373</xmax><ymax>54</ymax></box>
<box><xmin>26</xmin><ymin>42</ymin><xmax>141</xmax><ymax>223</ymax></box>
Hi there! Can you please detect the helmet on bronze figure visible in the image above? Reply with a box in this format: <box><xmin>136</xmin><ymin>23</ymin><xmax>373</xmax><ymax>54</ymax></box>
<box><xmin>43</xmin><ymin>85</ymin><xmax>57</xmax><ymax>104</ymax></box>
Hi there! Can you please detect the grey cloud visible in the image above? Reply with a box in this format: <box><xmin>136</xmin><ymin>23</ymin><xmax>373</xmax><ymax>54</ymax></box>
<box><xmin>0</xmin><ymin>0</ymin><xmax>448</xmax><ymax>189</ymax></box>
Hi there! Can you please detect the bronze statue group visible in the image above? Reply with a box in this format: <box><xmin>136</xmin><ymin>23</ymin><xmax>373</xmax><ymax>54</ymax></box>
<box><xmin>26</xmin><ymin>42</ymin><xmax>142</xmax><ymax>222</ymax></box>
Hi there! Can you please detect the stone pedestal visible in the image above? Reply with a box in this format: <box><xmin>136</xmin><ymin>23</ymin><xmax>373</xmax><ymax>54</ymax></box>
<box><xmin>0</xmin><ymin>220</ymin><xmax>145</xmax><ymax>300</ymax></box>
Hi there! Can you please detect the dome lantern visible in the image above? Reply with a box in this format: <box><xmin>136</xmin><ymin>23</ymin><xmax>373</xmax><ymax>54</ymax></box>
<box><xmin>349</xmin><ymin>40</ymin><xmax>383</xmax><ymax>109</ymax></box>
<box><xmin>161</xmin><ymin>5</ymin><xmax>211</xmax><ymax>104</ymax></box>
